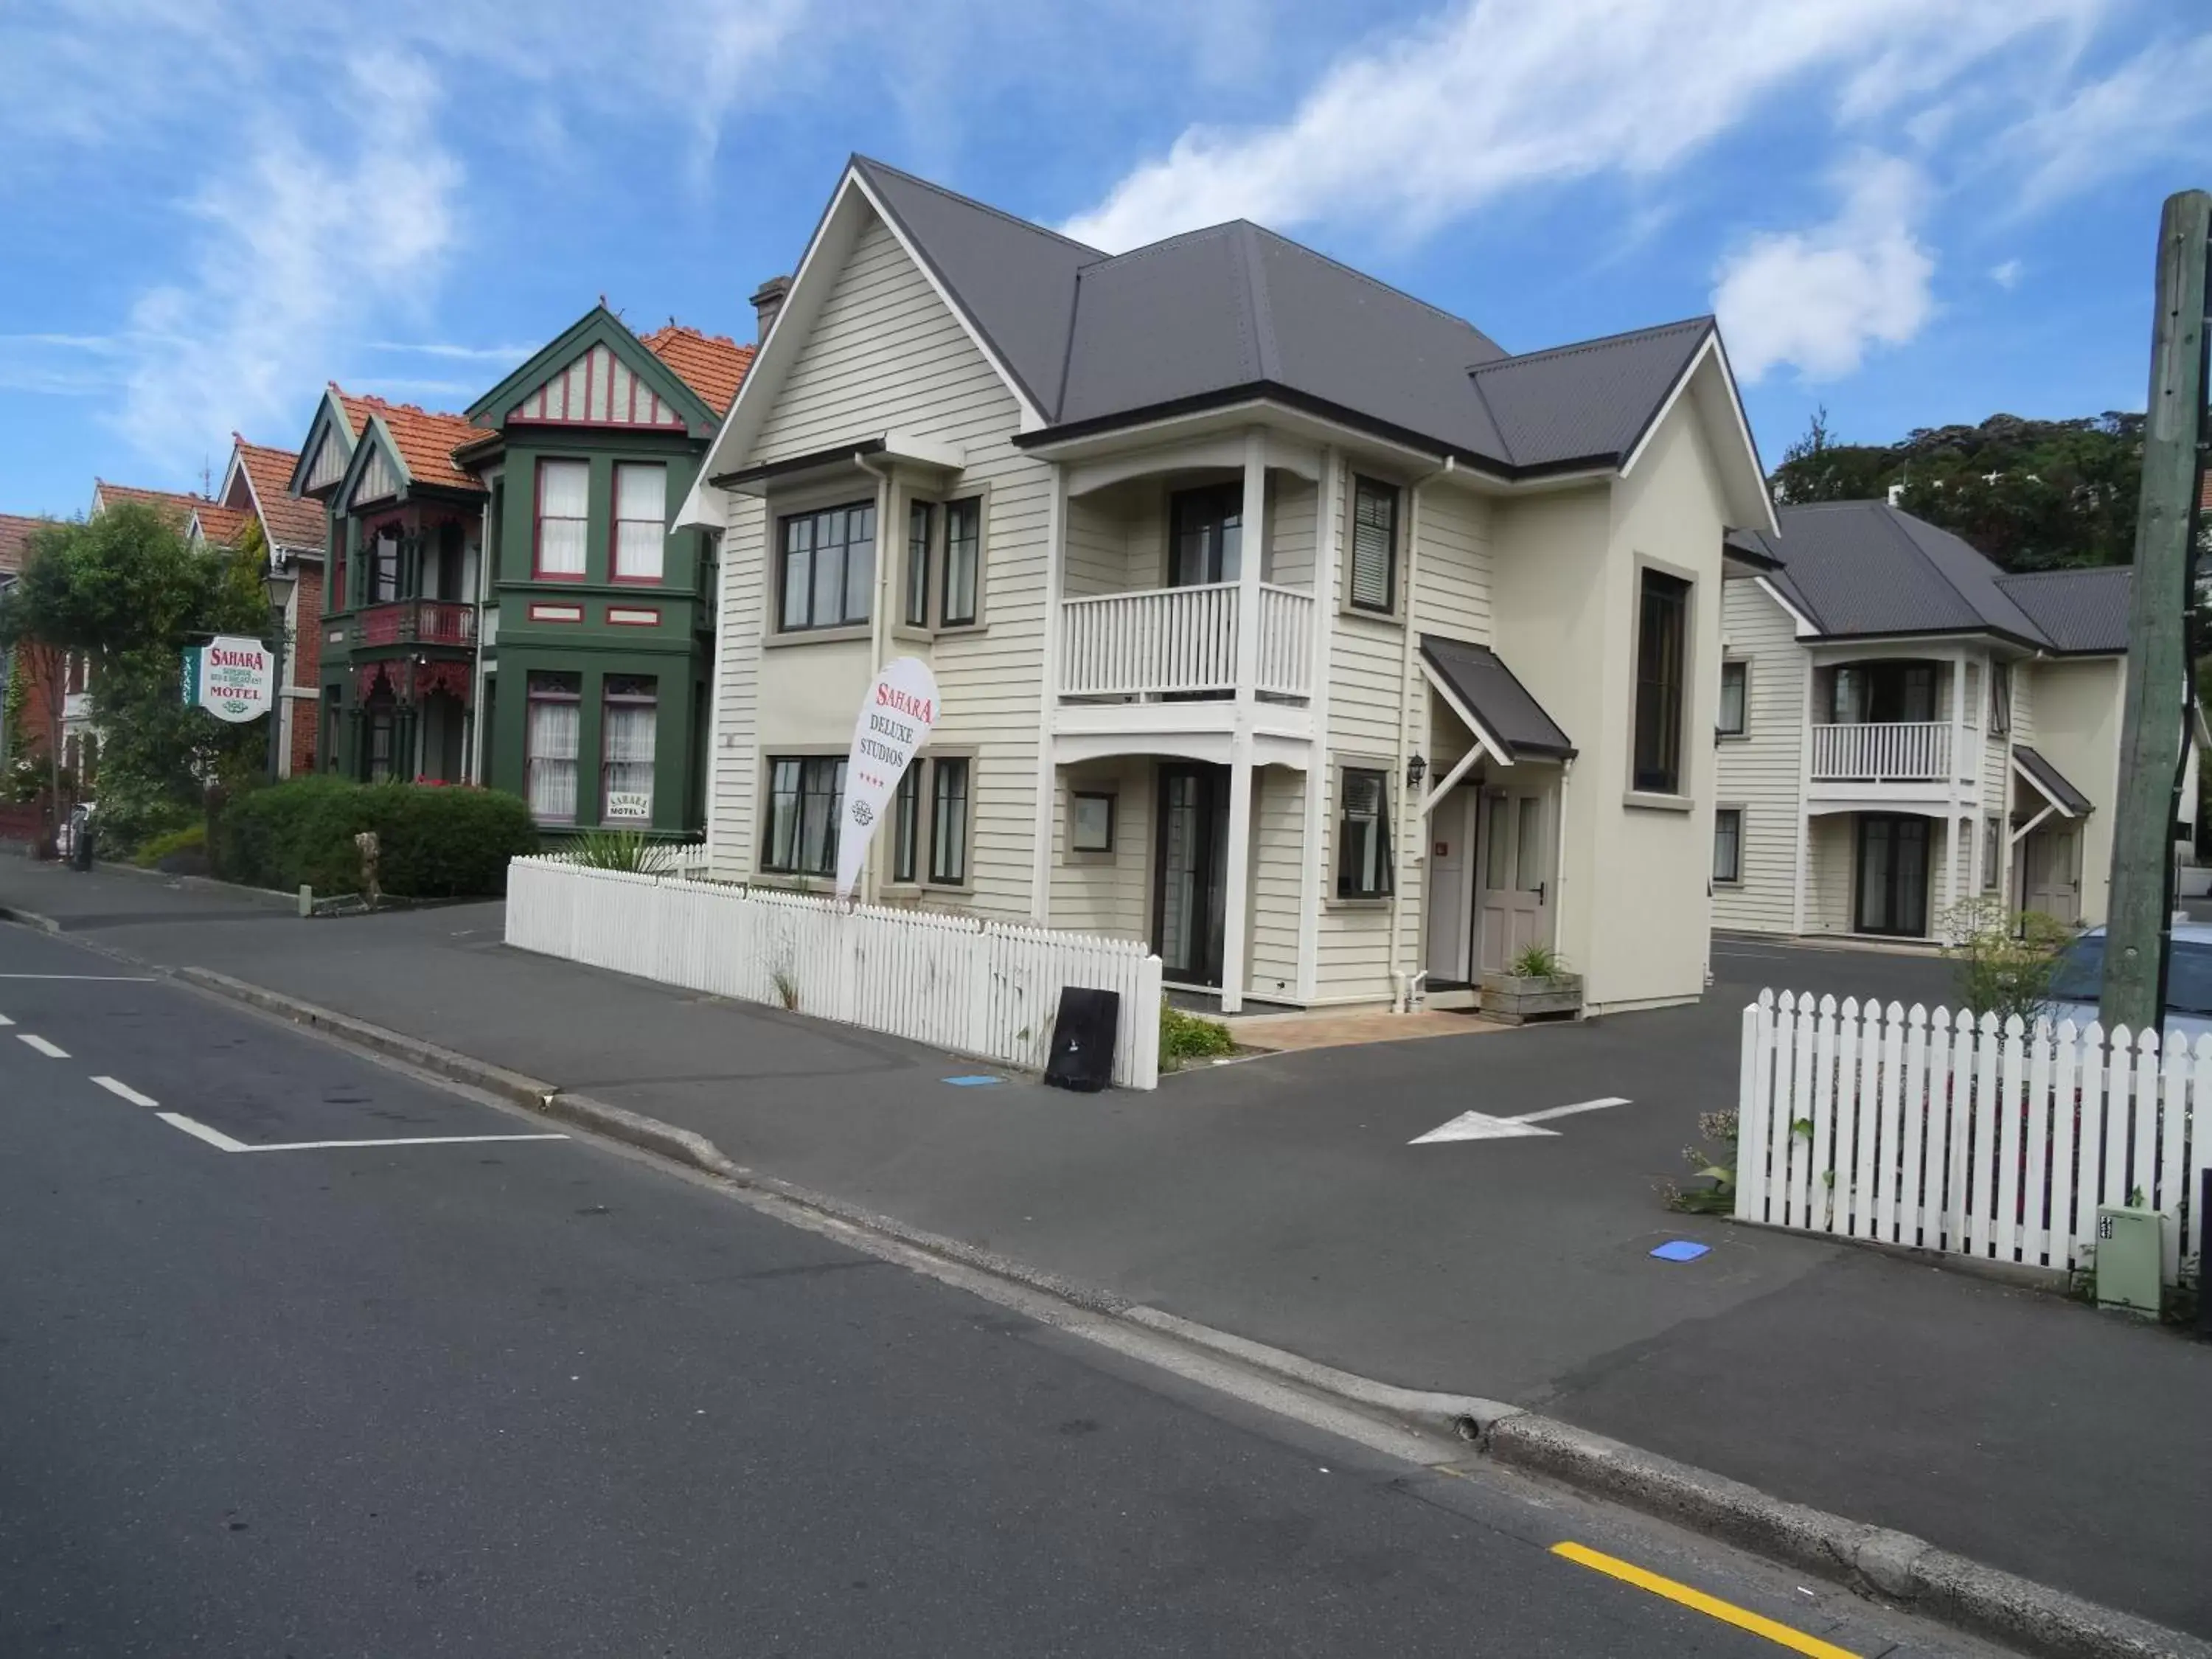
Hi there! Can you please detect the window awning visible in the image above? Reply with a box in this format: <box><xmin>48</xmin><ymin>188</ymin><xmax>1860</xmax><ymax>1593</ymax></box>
<box><xmin>2012</xmin><ymin>744</ymin><xmax>2092</xmax><ymax>818</ymax></box>
<box><xmin>1419</xmin><ymin>635</ymin><xmax>1575</xmax><ymax>765</ymax></box>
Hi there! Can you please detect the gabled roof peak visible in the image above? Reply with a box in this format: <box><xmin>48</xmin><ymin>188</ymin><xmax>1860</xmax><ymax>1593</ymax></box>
<box><xmin>850</xmin><ymin>154</ymin><xmax>1106</xmax><ymax>259</ymax></box>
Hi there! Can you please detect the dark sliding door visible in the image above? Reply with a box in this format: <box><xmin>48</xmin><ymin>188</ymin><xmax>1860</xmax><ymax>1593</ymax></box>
<box><xmin>1154</xmin><ymin>763</ymin><xmax>1231</xmax><ymax>987</ymax></box>
<box><xmin>1854</xmin><ymin>814</ymin><xmax>1930</xmax><ymax>937</ymax></box>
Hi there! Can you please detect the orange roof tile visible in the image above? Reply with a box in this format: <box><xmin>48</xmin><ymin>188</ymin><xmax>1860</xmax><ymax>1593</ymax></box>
<box><xmin>232</xmin><ymin>437</ymin><xmax>327</xmax><ymax>554</ymax></box>
<box><xmin>194</xmin><ymin>502</ymin><xmax>254</xmax><ymax>546</ymax></box>
<box><xmin>327</xmin><ymin>389</ymin><xmax>493</xmax><ymax>494</ymax></box>
<box><xmin>94</xmin><ymin>479</ymin><xmax>209</xmax><ymax>526</ymax></box>
<box><xmin>0</xmin><ymin>512</ymin><xmax>53</xmax><ymax>574</ymax></box>
<box><xmin>640</xmin><ymin>324</ymin><xmax>754</xmax><ymax>417</ymax></box>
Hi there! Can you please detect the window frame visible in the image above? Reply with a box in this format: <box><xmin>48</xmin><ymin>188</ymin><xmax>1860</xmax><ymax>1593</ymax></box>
<box><xmin>1989</xmin><ymin>660</ymin><xmax>2013</xmax><ymax>737</ymax></box>
<box><xmin>1333</xmin><ymin>762</ymin><xmax>1395</xmax><ymax>902</ymax></box>
<box><xmin>939</xmin><ymin>495</ymin><xmax>984</xmax><ymax>629</ymax></box>
<box><xmin>524</xmin><ymin>670</ymin><xmax>582</xmax><ymax>824</ymax></box>
<box><xmin>1713</xmin><ymin>806</ymin><xmax>1744</xmax><ymax>886</ymax></box>
<box><xmin>599</xmin><ymin>673</ymin><xmax>658</xmax><ymax>825</ymax></box>
<box><xmin>759</xmin><ymin>753</ymin><xmax>847</xmax><ymax>877</ymax></box>
<box><xmin>1630</xmin><ymin>564</ymin><xmax>1692</xmax><ymax>801</ymax></box>
<box><xmin>611</xmin><ymin>461</ymin><xmax>668</xmax><ymax>584</ymax></box>
<box><xmin>1168</xmin><ymin>483</ymin><xmax>1244</xmax><ymax>590</ymax></box>
<box><xmin>776</xmin><ymin>499</ymin><xmax>876</xmax><ymax>634</ymax></box>
<box><xmin>1069</xmin><ymin>789</ymin><xmax>1117</xmax><ymax>857</ymax></box>
<box><xmin>1347</xmin><ymin>475</ymin><xmax>1401</xmax><ymax>616</ymax></box>
<box><xmin>903</xmin><ymin>498</ymin><xmax>934</xmax><ymax>630</ymax></box>
<box><xmin>1717</xmin><ymin>658</ymin><xmax>1748</xmax><ymax>739</ymax></box>
<box><xmin>889</xmin><ymin>765</ymin><xmax>921</xmax><ymax>884</ymax></box>
<box><xmin>927</xmin><ymin>755</ymin><xmax>973</xmax><ymax>888</ymax></box>
<box><xmin>532</xmin><ymin>457</ymin><xmax>591</xmax><ymax>582</ymax></box>
<box><xmin>1982</xmin><ymin>813</ymin><xmax>2002</xmax><ymax>893</ymax></box>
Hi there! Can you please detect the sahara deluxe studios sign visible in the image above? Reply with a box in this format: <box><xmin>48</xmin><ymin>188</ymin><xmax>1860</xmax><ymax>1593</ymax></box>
<box><xmin>835</xmin><ymin>655</ymin><xmax>939</xmax><ymax>902</ymax></box>
<box><xmin>181</xmin><ymin>635</ymin><xmax>276</xmax><ymax>724</ymax></box>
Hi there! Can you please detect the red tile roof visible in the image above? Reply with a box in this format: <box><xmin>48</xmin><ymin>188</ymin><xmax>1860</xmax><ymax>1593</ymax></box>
<box><xmin>232</xmin><ymin>437</ymin><xmax>328</xmax><ymax>554</ymax></box>
<box><xmin>193</xmin><ymin>502</ymin><xmax>254</xmax><ymax>547</ymax></box>
<box><xmin>640</xmin><ymin>324</ymin><xmax>754</xmax><ymax>417</ymax></box>
<box><xmin>328</xmin><ymin>388</ymin><xmax>493</xmax><ymax>494</ymax></box>
<box><xmin>0</xmin><ymin>512</ymin><xmax>52</xmax><ymax>574</ymax></box>
<box><xmin>94</xmin><ymin>479</ymin><xmax>208</xmax><ymax>526</ymax></box>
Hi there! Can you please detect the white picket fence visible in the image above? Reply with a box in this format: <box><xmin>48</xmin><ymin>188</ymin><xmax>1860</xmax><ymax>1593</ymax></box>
<box><xmin>1736</xmin><ymin>991</ymin><xmax>2207</xmax><ymax>1286</ymax></box>
<box><xmin>504</xmin><ymin>857</ymin><xmax>1164</xmax><ymax>1088</ymax></box>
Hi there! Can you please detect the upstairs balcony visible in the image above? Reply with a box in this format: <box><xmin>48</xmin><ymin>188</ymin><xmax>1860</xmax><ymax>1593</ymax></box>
<box><xmin>352</xmin><ymin>599</ymin><xmax>478</xmax><ymax>652</ymax></box>
<box><xmin>1060</xmin><ymin>582</ymin><xmax>1315</xmax><ymax>702</ymax></box>
<box><xmin>1809</xmin><ymin>720</ymin><xmax>1952</xmax><ymax>799</ymax></box>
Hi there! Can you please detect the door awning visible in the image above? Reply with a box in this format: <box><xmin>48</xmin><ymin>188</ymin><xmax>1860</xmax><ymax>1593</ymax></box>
<box><xmin>1419</xmin><ymin>635</ymin><xmax>1575</xmax><ymax>765</ymax></box>
<box><xmin>2011</xmin><ymin>744</ymin><xmax>2092</xmax><ymax>818</ymax></box>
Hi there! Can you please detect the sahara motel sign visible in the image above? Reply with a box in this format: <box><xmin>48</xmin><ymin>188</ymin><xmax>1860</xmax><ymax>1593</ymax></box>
<box><xmin>181</xmin><ymin>635</ymin><xmax>276</xmax><ymax>724</ymax></box>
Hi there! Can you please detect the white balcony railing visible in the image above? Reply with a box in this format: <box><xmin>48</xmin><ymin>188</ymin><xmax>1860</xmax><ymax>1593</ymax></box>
<box><xmin>1809</xmin><ymin>720</ymin><xmax>1950</xmax><ymax>782</ymax></box>
<box><xmin>1059</xmin><ymin>582</ymin><xmax>1315</xmax><ymax>700</ymax></box>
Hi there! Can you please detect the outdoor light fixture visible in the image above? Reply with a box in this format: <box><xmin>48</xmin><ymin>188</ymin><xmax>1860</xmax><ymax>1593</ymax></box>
<box><xmin>1407</xmin><ymin>754</ymin><xmax>1427</xmax><ymax>789</ymax></box>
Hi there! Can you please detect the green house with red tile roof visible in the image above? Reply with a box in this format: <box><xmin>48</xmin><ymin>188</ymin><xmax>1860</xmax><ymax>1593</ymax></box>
<box><xmin>295</xmin><ymin>305</ymin><xmax>751</xmax><ymax>835</ymax></box>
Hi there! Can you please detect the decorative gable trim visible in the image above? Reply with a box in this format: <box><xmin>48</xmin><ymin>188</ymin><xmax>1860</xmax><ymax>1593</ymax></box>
<box><xmin>291</xmin><ymin>389</ymin><xmax>361</xmax><ymax>496</ymax></box>
<box><xmin>342</xmin><ymin>422</ymin><xmax>406</xmax><ymax>510</ymax></box>
<box><xmin>510</xmin><ymin>341</ymin><xmax>686</xmax><ymax>429</ymax></box>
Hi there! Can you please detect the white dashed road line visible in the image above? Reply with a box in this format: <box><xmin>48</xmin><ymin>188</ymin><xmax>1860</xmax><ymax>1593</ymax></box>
<box><xmin>0</xmin><ymin>1012</ymin><xmax>13</xmax><ymax>1026</ymax></box>
<box><xmin>91</xmin><ymin>1075</ymin><xmax>160</xmax><ymax>1107</ymax></box>
<box><xmin>16</xmin><ymin>1033</ymin><xmax>69</xmax><ymax>1059</ymax></box>
<box><xmin>155</xmin><ymin>1112</ymin><xmax>569</xmax><ymax>1155</ymax></box>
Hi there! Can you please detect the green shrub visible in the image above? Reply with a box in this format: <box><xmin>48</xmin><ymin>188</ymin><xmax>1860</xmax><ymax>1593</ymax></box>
<box><xmin>564</xmin><ymin>828</ymin><xmax>672</xmax><ymax>872</ymax></box>
<box><xmin>1940</xmin><ymin>895</ymin><xmax>2074</xmax><ymax>1026</ymax></box>
<box><xmin>133</xmin><ymin>821</ymin><xmax>207</xmax><ymax>869</ymax></box>
<box><xmin>1507</xmin><ymin>942</ymin><xmax>1567</xmax><ymax>981</ymax></box>
<box><xmin>1160</xmin><ymin>999</ymin><xmax>1235</xmax><ymax>1068</ymax></box>
<box><xmin>218</xmin><ymin>778</ymin><xmax>538</xmax><ymax>898</ymax></box>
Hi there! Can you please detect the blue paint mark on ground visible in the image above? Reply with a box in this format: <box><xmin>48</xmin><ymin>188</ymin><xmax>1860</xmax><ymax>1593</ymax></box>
<box><xmin>1650</xmin><ymin>1239</ymin><xmax>1711</xmax><ymax>1262</ymax></box>
<box><xmin>943</xmin><ymin>1075</ymin><xmax>1004</xmax><ymax>1088</ymax></box>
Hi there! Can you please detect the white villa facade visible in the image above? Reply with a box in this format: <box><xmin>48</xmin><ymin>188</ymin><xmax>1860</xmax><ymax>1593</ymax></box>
<box><xmin>1716</xmin><ymin>502</ymin><xmax>2168</xmax><ymax>940</ymax></box>
<box><xmin>677</xmin><ymin>159</ymin><xmax>1775</xmax><ymax>1014</ymax></box>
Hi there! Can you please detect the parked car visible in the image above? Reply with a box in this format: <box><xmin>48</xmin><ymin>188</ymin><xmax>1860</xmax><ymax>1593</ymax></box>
<box><xmin>2047</xmin><ymin>922</ymin><xmax>2212</xmax><ymax>1040</ymax></box>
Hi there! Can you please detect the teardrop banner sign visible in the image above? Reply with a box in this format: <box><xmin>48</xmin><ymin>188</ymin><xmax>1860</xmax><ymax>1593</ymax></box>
<box><xmin>836</xmin><ymin>655</ymin><xmax>939</xmax><ymax>902</ymax></box>
<box><xmin>182</xmin><ymin>635</ymin><xmax>276</xmax><ymax>724</ymax></box>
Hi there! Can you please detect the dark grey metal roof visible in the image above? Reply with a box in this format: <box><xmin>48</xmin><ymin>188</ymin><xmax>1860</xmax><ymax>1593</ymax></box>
<box><xmin>1995</xmin><ymin>566</ymin><xmax>2132</xmax><ymax>654</ymax></box>
<box><xmin>1735</xmin><ymin>502</ymin><xmax>2045</xmax><ymax>644</ymax></box>
<box><xmin>1420</xmin><ymin>636</ymin><xmax>1574</xmax><ymax>761</ymax></box>
<box><xmin>2014</xmin><ymin>745</ymin><xmax>2093</xmax><ymax>816</ymax></box>
<box><xmin>849</xmin><ymin>158</ymin><xmax>1714</xmax><ymax>479</ymax></box>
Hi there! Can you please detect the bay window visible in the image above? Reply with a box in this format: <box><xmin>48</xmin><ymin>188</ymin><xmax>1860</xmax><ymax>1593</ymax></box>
<box><xmin>613</xmin><ymin>462</ymin><xmax>667</xmax><ymax>582</ymax></box>
<box><xmin>779</xmin><ymin>501</ymin><xmax>874</xmax><ymax>631</ymax></box>
<box><xmin>601</xmin><ymin>675</ymin><xmax>657</xmax><ymax>823</ymax></box>
<box><xmin>535</xmin><ymin>459</ymin><xmax>588</xmax><ymax>578</ymax></box>
<box><xmin>905</xmin><ymin>501</ymin><xmax>933</xmax><ymax>627</ymax></box>
<box><xmin>941</xmin><ymin>497</ymin><xmax>980</xmax><ymax>627</ymax></box>
<box><xmin>928</xmin><ymin>757</ymin><xmax>970</xmax><ymax>886</ymax></box>
<box><xmin>762</xmin><ymin>755</ymin><xmax>844</xmax><ymax>876</ymax></box>
<box><xmin>891</xmin><ymin>766</ymin><xmax>920</xmax><ymax>883</ymax></box>
<box><xmin>526</xmin><ymin>672</ymin><xmax>581</xmax><ymax>822</ymax></box>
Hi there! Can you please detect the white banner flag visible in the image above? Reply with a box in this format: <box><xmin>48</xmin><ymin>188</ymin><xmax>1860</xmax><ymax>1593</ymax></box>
<box><xmin>835</xmin><ymin>655</ymin><xmax>939</xmax><ymax>902</ymax></box>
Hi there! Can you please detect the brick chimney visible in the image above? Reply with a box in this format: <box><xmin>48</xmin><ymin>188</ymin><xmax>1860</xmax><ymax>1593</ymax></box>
<box><xmin>750</xmin><ymin>276</ymin><xmax>791</xmax><ymax>346</ymax></box>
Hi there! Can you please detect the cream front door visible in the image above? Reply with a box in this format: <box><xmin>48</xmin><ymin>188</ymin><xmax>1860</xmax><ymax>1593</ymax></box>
<box><xmin>2023</xmin><ymin>826</ymin><xmax>2080</xmax><ymax>925</ymax></box>
<box><xmin>1476</xmin><ymin>787</ymin><xmax>1552</xmax><ymax>975</ymax></box>
<box><xmin>1425</xmin><ymin>789</ymin><xmax>1478</xmax><ymax>983</ymax></box>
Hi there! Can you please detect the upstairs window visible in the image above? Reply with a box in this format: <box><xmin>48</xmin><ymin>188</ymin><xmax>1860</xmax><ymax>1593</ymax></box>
<box><xmin>941</xmin><ymin>497</ymin><xmax>981</xmax><ymax>627</ymax></box>
<box><xmin>1632</xmin><ymin>569</ymin><xmax>1689</xmax><ymax>795</ymax></box>
<box><xmin>1335</xmin><ymin>767</ymin><xmax>1393</xmax><ymax>899</ymax></box>
<box><xmin>1349</xmin><ymin>476</ymin><xmax>1399</xmax><ymax>613</ymax></box>
<box><xmin>905</xmin><ymin>500</ymin><xmax>934</xmax><ymax>628</ymax></box>
<box><xmin>371</xmin><ymin>526</ymin><xmax>401</xmax><ymax>604</ymax></box>
<box><xmin>1718</xmin><ymin>660</ymin><xmax>1747</xmax><ymax>737</ymax></box>
<box><xmin>612</xmin><ymin>462</ymin><xmax>667</xmax><ymax>582</ymax></box>
<box><xmin>535</xmin><ymin>459</ymin><xmax>588</xmax><ymax>578</ymax></box>
<box><xmin>779</xmin><ymin>501</ymin><xmax>874</xmax><ymax>630</ymax></box>
<box><xmin>1989</xmin><ymin>661</ymin><xmax>2013</xmax><ymax>736</ymax></box>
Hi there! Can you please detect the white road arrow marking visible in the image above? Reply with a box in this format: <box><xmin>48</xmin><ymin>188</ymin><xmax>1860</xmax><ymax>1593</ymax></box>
<box><xmin>1410</xmin><ymin>1096</ymin><xmax>1632</xmax><ymax>1144</ymax></box>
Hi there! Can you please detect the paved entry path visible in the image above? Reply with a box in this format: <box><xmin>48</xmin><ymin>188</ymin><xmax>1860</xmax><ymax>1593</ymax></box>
<box><xmin>4</xmin><ymin>857</ymin><xmax>2209</xmax><ymax>1639</ymax></box>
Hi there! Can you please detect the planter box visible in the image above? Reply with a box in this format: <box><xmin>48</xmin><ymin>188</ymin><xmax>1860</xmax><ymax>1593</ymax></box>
<box><xmin>1479</xmin><ymin>972</ymin><xmax>1583</xmax><ymax>1024</ymax></box>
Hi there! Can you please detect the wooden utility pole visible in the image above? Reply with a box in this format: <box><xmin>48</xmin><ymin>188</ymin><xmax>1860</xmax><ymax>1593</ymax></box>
<box><xmin>2103</xmin><ymin>189</ymin><xmax>2210</xmax><ymax>1034</ymax></box>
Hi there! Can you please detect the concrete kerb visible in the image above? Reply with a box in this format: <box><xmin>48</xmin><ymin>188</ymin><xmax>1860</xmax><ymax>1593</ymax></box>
<box><xmin>0</xmin><ymin>902</ymin><xmax>62</xmax><ymax>934</ymax></box>
<box><xmin>96</xmin><ymin>956</ymin><xmax>2212</xmax><ymax>1659</ymax></box>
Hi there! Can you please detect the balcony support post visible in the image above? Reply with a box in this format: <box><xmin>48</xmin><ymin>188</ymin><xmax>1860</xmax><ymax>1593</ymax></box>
<box><xmin>1218</xmin><ymin>431</ymin><xmax>1268</xmax><ymax>1013</ymax></box>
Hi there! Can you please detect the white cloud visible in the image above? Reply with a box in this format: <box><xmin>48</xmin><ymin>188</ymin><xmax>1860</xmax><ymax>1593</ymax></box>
<box><xmin>1711</xmin><ymin>156</ymin><xmax>1935</xmax><ymax>383</ymax></box>
<box><xmin>1990</xmin><ymin>259</ymin><xmax>2024</xmax><ymax>288</ymax></box>
<box><xmin>1064</xmin><ymin>0</ymin><xmax>2100</xmax><ymax>251</ymax></box>
<box><xmin>366</xmin><ymin>341</ymin><xmax>541</xmax><ymax>363</ymax></box>
<box><xmin>1997</xmin><ymin>32</ymin><xmax>2212</xmax><ymax>210</ymax></box>
<box><xmin>116</xmin><ymin>51</ymin><xmax>462</xmax><ymax>468</ymax></box>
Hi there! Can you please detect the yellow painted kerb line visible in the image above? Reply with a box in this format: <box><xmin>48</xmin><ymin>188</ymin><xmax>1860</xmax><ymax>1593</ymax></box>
<box><xmin>1551</xmin><ymin>1541</ymin><xmax>1863</xmax><ymax>1659</ymax></box>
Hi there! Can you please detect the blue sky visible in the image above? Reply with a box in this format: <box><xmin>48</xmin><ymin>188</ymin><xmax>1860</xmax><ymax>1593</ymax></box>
<box><xmin>2</xmin><ymin>0</ymin><xmax>2207</xmax><ymax>518</ymax></box>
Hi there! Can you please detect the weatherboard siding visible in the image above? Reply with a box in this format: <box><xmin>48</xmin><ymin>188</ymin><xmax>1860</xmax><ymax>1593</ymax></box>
<box><xmin>1247</xmin><ymin>768</ymin><xmax>1305</xmax><ymax>1001</ymax></box>
<box><xmin>1713</xmin><ymin>578</ymin><xmax>1805</xmax><ymax>936</ymax></box>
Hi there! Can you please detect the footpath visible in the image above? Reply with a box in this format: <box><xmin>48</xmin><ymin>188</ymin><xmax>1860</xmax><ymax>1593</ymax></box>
<box><xmin>4</xmin><ymin>856</ymin><xmax>2208</xmax><ymax>1652</ymax></box>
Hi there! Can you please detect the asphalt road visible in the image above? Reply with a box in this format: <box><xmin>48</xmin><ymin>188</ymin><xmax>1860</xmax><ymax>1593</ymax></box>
<box><xmin>0</xmin><ymin>917</ymin><xmax>1986</xmax><ymax>1658</ymax></box>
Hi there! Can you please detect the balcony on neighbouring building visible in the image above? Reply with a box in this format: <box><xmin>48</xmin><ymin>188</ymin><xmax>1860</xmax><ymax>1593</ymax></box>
<box><xmin>352</xmin><ymin>599</ymin><xmax>478</xmax><ymax>651</ymax></box>
<box><xmin>1809</xmin><ymin>720</ymin><xmax>1951</xmax><ymax>783</ymax></box>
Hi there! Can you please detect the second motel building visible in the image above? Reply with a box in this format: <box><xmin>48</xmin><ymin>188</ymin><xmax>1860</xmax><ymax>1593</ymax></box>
<box><xmin>682</xmin><ymin>159</ymin><xmax>1778</xmax><ymax>1014</ymax></box>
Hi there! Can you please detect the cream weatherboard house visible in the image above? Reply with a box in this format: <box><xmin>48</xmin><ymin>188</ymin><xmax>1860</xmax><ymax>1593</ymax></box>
<box><xmin>677</xmin><ymin>158</ymin><xmax>1775</xmax><ymax>1015</ymax></box>
<box><xmin>1714</xmin><ymin>501</ymin><xmax>2171</xmax><ymax>940</ymax></box>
